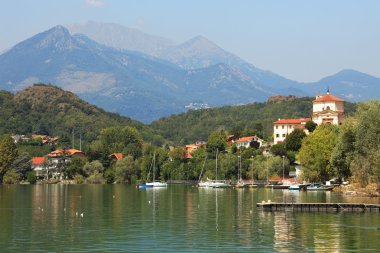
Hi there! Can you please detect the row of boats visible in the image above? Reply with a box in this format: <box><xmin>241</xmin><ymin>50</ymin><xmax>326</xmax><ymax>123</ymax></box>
<box><xmin>138</xmin><ymin>180</ymin><xmax>333</xmax><ymax>191</ymax></box>
<box><xmin>138</xmin><ymin>150</ymin><xmax>333</xmax><ymax>191</ymax></box>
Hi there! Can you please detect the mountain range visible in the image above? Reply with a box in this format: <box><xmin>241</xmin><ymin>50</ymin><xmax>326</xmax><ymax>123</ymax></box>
<box><xmin>0</xmin><ymin>22</ymin><xmax>379</xmax><ymax>123</ymax></box>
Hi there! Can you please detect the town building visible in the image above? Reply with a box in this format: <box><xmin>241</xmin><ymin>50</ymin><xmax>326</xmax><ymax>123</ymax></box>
<box><xmin>273</xmin><ymin>118</ymin><xmax>311</xmax><ymax>144</ymax></box>
<box><xmin>233</xmin><ymin>136</ymin><xmax>263</xmax><ymax>149</ymax></box>
<box><xmin>273</xmin><ymin>90</ymin><xmax>345</xmax><ymax>144</ymax></box>
<box><xmin>312</xmin><ymin>90</ymin><xmax>345</xmax><ymax>125</ymax></box>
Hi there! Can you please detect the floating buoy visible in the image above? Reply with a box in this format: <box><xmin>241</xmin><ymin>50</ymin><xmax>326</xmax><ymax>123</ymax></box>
<box><xmin>76</xmin><ymin>212</ymin><xmax>78</xmax><ymax>216</ymax></box>
<box><xmin>250</xmin><ymin>210</ymin><xmax>253</xmax><ymax>214</ymax></box>
<box><xmin>113</xmin><ymin>195</ymin><xmax>115</xmax><ymax>198</ymax></box>
<box><xmin>80</xmin><ymin>213</ymin><xmax>84</xmax><ymax>218</ymax></box>
<box><xmin>148</xmin><ymin>201</ymin><xmax>151</xmax><ymax>204</ymax></box>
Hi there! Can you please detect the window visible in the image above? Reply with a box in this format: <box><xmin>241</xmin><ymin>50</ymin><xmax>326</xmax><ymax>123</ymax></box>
<box><xmin>282</xmin><ymin>125</ymin><xmax>285</xmax><ymax>129</ymax></box>
<box><xmin>276</xmin><ymin>126</ymin><xmax>278</xmax><ymax>129</ymax></box>
<box><xmin>282</xmin><ymin>134</ymin><xmax>286</xmax><ymax>137</ymax></box>
<box><xmin>289</xmin><ymin>125</ymin><xmax>292</xmax><ymax>129</ymax></box>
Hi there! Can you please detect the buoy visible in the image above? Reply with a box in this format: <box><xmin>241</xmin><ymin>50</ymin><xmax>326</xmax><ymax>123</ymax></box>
<box><xmin>64</xmin><ymin>208</ymin><xmax>66</xmax><ymax>212</ymax></box>
<box><xmin>113</xmin><ymin>195</ymin><xmax>115</xmax><ymax>198</ymax></box>
<box><xmin>250</xmin><ymin>210</ymin><xmax>253</xmax><ymax>214</ymax></box>
<box><xmin>80</xmin><ymin>213</ymin><xmax>84</xmax><ymax>218</ymax></box>
<box><xmin>148</xmin><ymin>201</ymin><xmax>151</xmax><ymax>204</ymax></box>
<box><xmin>76</xmin><ymin>212</ymin><xmax>78</xmax><ymax>216</ymax></box>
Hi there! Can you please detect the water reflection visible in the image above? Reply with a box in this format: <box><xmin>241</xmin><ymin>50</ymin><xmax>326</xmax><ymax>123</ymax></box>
<box><xmin>0</xmin><ymin>185</ymin><xmax>379</xmax><ymax>252</ymax></box>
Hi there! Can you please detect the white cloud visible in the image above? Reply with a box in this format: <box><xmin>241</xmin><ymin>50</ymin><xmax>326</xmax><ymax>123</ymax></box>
<box><xmin>86</xmin><ymin>0</ymin><xmax>105</xmax><ymax>8</ymax></box>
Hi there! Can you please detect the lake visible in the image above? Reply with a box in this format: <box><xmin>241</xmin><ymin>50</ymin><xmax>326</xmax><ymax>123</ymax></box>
<box><xmin>0</xmin><ymin>185</ymin><xmax>379</xmax><ymax>252</ymax></box>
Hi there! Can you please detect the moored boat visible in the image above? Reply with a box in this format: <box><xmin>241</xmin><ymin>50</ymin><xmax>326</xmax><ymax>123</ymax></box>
<box><xmin>138</xmin><ymin>152</ymin><xmax>167</xmax><ymax>188</ymax></box>
<box><xmin>306</xmin><ymin>183</ymin><xmax>333</xmax><ymax>191</ymax></box>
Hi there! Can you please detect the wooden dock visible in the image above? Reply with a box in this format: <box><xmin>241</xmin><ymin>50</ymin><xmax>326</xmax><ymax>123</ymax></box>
<box><xmin>257</xmin><ymin>202</ymin><xmax>380</xmax><ymax>213</ymax></box>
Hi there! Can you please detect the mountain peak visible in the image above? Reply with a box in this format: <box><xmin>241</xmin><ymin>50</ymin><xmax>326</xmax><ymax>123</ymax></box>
<box><xmin>180</xmin><ymin>35</ymin><xmax>221</xmax><ymax>51</ymax></box>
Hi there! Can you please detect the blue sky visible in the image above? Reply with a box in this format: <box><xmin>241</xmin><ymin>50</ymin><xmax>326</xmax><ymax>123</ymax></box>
<box><xmin>1</xmin><ymin>0</ymin><xmax>379</xmax><ymax>82</ymax></box>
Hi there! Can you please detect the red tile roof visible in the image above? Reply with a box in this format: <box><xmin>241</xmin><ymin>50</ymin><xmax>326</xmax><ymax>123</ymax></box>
<box><xmin>235</xmin><ymin>136</ymin><xmax>257</xmax><ymax>143</ymax></box>
<box><xmin>313</xmin><ymin>94</ymin><xmax>344</xmax><ymax>102</ymax></box>
<box><xmin>273</xmin><ymin>118</ymin><xmax>311</xmax><ymax>124</ymax></box>
<box><xmin>48</xmin><ymin>149</ymin><xmax>85</xmax><ymax>157</ymax></box>
<box><xmin>111</xmin><ymin>153</ymin><xmax>123</xmax><ymax>161</ymax></box>
<box><xmin>32</xmin><ymin>157</ymin><xmax>47</xmax><ymax>166</ymax></box>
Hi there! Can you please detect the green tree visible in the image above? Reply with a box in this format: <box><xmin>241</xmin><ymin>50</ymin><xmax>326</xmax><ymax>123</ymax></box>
<box><xmin>206</xmin><ymin>130</ymin><xmax>227</xmax><ymax>155</ymax></box>
<box><xmin>83</xmin><ymin>160</ymin><xmax>104</xmax><ymax>177</ymax></box>
<box><xmin>285</xmin><ymin>128</ymin><xmax>306</xmax><ymax>151</ymax></box>
<box><xmin>0</xmin><ymin>135</ymin><xmax>18</xmax><ymax>183</ymax></box>
<box><xmin>330</xmin><ymin>118</ymin><xmax>355</xmax><ymax>180</ymax></box>
<box><xmin>270</xmin><ymin>143</ymin><xmax>287</xmax><ymax>157</ymax></box>
<box><xmin>350</xmin><ymin>101</ymin><xmax>380</xmax><ymax>186</ymax></box>
<box><xmin>114</xmin><ymin>156</ymin><xmax>139</xmax><ymax>183</ymax></box>
<box><xmin>299</xmin><ymin>124</ymin><xmax>338</xmax><ymax>182</ymax></box>
<box><xmin>305</xmin><ymin>121</ymin><xmax>317</xmax><ymax>133</ymax></box>
<box><xmin>3</xmin><ymin>169</ymin><xmax>21</xmax><ymax>184</ymax></box>
<box><xmin>11</xmin><ymin>152</ymin><xmax>32</xmax><ymax>180</ymax></box>
<box><xmin>27</xmin><ymin>171</ymin><xmax>37</xmax><ymax>184</ymax></box>
<box><xmin>64</xmin><ymin>156</ymin><xmax>86</xmax><ymax>179</ymax></box>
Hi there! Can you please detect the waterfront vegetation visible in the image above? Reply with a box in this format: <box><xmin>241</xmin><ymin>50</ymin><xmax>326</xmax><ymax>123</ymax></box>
<box><xmin>0</xmin><ymin>85</ymin><xmax>378</xmax><ymax>195</ymax></box>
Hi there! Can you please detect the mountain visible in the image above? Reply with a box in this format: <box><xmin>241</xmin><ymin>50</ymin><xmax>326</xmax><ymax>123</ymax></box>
<box><xmin>0</xmin><ymin>84</ymin><xmax>164</xmax><ymax>145</ymax></box>
<box><xmin>66</xmin><ymin>21</ymin><xmax>175</xmax><ymax>57</ymax></box>
<box><xmin>305</xmin><ymin>69</ymin><xmax>380</xmax><ymax>101</ymax></box>
<box><xmin>0</xmin><ymin>25</ymin><xmax>296</xmax><ymax>122</ymax></box>
<box><xmin>1</xmin><ymin>24</ymin><xmax>379</xmax><ymax>123</ymax></box>
<box><xmin>68</xmin><ymin>22</ymin><xmax>303</xmax><ymax>94</ymax></box>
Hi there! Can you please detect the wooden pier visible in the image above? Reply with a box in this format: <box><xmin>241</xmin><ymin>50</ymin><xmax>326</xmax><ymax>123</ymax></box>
<box><xmin>257</xmin><ymin>202</ymin><xmax>380</xmax><ymax>213</ymax></box>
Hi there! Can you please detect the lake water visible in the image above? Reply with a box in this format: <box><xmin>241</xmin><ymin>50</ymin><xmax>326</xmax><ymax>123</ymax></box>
<box><xmin>0</xmin><ymin>185</ymin><xmax>379</xmax><ymax>252</ymax></box>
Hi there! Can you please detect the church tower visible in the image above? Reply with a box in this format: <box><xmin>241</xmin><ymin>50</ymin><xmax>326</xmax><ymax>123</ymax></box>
<box><xmin>312</xmin><ymin>89</ymin><xmax>345</xmax><ymax>125</ymax></box>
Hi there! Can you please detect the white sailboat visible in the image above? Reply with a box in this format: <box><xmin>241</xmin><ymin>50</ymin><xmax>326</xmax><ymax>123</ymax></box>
<box><xmin>198</xmin><ymin>149</ymin><xmax>230</xmax><ymax>188</ymax></box>
<box><xmin>235</xmin><ymin>155</ymin><xmax>247</xmax><ymax>188</ymax></box>
<box><xmin>139</xmin><ymin>152</ymin><xmax>167</xmax><ymax>188</ymax></box>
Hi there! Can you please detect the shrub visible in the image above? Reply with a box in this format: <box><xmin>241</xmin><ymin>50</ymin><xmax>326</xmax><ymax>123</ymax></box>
<box><xmin>3</xmin><ymin>169</ymin><xmax>21</xmax><ymax>184</ymax></box>
<box><xmin>27</xmin><ymin>171</ymin><xmax>37</xmax><ymax>184</ymax></box>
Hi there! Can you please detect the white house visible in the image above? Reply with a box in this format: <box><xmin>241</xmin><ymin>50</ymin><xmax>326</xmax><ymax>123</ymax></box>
<box><xmin>234</xmin><ymin>136</ymin><xmax>263</xmax><ymax>148</ymax></box>
<box><xmin>273</xmin><ymin>118</ymin><xmax>311</xmax><ymax>144</ymax></box>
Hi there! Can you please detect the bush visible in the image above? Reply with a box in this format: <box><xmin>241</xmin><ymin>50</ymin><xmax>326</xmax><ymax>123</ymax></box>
<box><xmin>73</xmin><ymin>174</ymin><xmax>84</xmax><ymax>184</ymax></box>
<box><xmin>27</xmin><ymin>171</ymin><xmax>37</xmax><ymax>184</ymax></box>
<box><xmin>3</xmin><ymin>169</ymin><xmax>21</xmax><ymax>184</ymax></box>
<box><xmin>104</xmin><ymin>168</ymin><xmax>115</xmax><ymax>184</ymax></box>
<box><xmin>86</xmin><ymin>171</ymin><xmax>105</xmax><ymax>184</ymax></box>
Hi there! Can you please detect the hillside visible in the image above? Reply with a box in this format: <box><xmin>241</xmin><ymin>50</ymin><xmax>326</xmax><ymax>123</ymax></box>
<box><xmin>0</xmin><ymin>84</ymin><xmax>165</xmax><ymax>146</ymax></box>
<box><xmin>150</xmin><ymin>96</ymin><xmax>357</xmax><ymax>145</ymax></box>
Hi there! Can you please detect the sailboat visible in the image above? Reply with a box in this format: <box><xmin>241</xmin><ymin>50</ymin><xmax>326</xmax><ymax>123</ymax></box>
<box><xmin>198</xmin><ymin>149</ymin><xmax>230</xmax><ymax>188</ymax></box>
<box><xmin>235</xmin><ymin>155</ymin><xmax>247</xmax><ymax>188</ymax></box>
<box><xmin>139</xmin><ymin>152</ymin><xmax>167</xmax><ymax>188</ymax></box>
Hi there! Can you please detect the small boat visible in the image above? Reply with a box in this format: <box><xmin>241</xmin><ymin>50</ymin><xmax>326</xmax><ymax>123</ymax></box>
<box><xmin>198</xmin><ymin>149</ymin><xmax>230</xmax><ymax>188</ymax></box>
<box><xmin>306</xmin><ymin>183</ymin><xmax>333</xmax><ymax>191</ymax></box>
<box><xmin>198</xmin><ymin>179</ymin><xmax>230</xmax><ymax>188</ymax></box>
<box><xmin>138</xmin><ymin>152</ymin><xmax>167</xmax><ymax>188</ymax></box>
<box><xmin>289</xmin><ymin>184</ymin><xmax>309</xmax><ymax>190</ymax></box>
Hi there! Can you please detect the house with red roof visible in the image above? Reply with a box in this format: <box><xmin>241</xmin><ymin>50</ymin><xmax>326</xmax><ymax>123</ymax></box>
<box><xmin>32</xmin><ymin>157</ymin><xmax>48</xmax><ymax>178</ymax></box>
<box><xmin>109</xmin><ymin>153</ymin><xmax>123</xmax><ymax>164</ymax></box>
<box><xmin>273</xmin><ymin>118</ymin><xmax>311</xmax><ymax>144</ymax></box>
<box><xmin>273</xmin><ymin>90</ymin><xmax>345</xmax><ymax>144</ymax></box>
<box><xmin>233</xmin><ymin>136</ymin><xmax>263</xmax><ymax>149</ymax></box>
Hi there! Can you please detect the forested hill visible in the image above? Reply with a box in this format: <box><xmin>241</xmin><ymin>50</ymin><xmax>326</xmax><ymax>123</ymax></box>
<box><xmin>150</xmin><ymin>96</ymin><xmax>357</xmax><ymax>145</ymax></box>
<box><xmin>0</xmin><ymin>84</ymin><xmax>165</xmax><ymax>145</ymax></box>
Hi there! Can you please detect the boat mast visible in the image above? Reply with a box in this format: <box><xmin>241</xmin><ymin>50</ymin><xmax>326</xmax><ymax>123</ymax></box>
<box><xmin>215</xmin><ymin>149</ymin><xmax>218</xmax><ymax>181</ymax></box>
<box><xmin>153</xmin><ymin>152</ymin><xmax>156</xmax><ymax>182</ymax></box>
